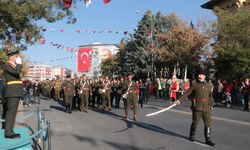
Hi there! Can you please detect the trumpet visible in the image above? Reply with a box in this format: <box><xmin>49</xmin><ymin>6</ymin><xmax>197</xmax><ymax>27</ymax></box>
<box><xmin>122</xmin><ymin>93</ymin><xmax>128</xmax><ymax>99</ymax></box>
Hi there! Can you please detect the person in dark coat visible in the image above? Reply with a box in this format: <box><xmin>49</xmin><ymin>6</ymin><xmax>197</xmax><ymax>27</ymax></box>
<box><xmin>2</xmin><ymin>48</ymin><xmax>23</xmax><ymax>139</ymax></box>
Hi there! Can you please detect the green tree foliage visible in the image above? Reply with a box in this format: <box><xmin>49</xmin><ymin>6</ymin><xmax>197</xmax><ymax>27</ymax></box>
<box><xmin>100</xmin><ymin>55</ymin><xmax>118</xmax><ymax>76</ymax></box>
<box><xmin>0</xmin><ymin>0</ymin><xmax>74</xmax><ymax>77</ymax></box>
<box><xmin>0</xmin><ymin>0</ymin><xmax>73</xmax><ymax>53</ymax></box>
<box><xmin>214</xmin><ymin>8</ymin><xmax>250</xmax><ymax>80</ymax></box>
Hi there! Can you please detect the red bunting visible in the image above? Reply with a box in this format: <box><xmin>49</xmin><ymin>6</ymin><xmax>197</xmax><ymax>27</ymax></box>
<box><xmin>103</xmin><ymin>0</ymin><xmax>111</xmax><ymax>5</ymax></box>
<box><xmin>64</xmin><ymin>0</ymin><xmax>73</xmax><ymax>9</ymax></box>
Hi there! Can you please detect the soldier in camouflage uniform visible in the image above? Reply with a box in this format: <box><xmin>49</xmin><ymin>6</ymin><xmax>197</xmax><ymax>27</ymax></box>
<box><xmin>62</xmin><ymin>75</ymin><xmax>75</xmax><ymax>113</ymax></box>
<box><xmin>174</xmin><ymin>70</ymin><xmax>215</xmax><ymax>146</ymax></box>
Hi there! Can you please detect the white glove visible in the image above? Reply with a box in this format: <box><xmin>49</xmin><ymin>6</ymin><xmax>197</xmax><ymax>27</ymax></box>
<box><xmin>15</xmin><ymin>56</ymin><xmax>22</xmax><ymax>64</ymax></box>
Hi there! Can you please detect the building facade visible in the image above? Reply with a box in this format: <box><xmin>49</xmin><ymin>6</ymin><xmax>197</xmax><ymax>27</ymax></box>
<box><xmin>201</xmin><ymin>0</ymin><xmax>250</xmax><ymax>10</ymax></box>
<box><xmin>77</xmin><ymin>43</ymin><xmax>118</xmax><ymax>77</ymax></box>
<box><xmin>26</xmin><ymin>64</ymin><xmax>66</xmax><ymax>81</ymax></box>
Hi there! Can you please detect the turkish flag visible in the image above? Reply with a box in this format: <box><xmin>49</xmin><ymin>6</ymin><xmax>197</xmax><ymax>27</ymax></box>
<box><xmin>103</xmin><ymin>0</ymin><xmax>111</xmax><ymax>4</ymax></box>
<box><xmin>77</xmin><ymin>47</ymin><xmax>92</xmax><ymax>72</ymax></box>
<box><xmin>64</xmin><ymin>0</ymin><xmax>73</xmax><ymax>9</ymax></box>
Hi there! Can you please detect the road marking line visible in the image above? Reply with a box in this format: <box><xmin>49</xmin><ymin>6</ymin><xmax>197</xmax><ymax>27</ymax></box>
<box><xmin>145</xmin><ymin>105</ymin><xmax>250</xmax><ymax>126</ymax></box>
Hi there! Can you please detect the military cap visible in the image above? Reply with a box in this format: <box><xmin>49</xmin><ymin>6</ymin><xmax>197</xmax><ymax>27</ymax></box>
<box><xmin>198</xmin><ymin>69</ymin><xmax>206</xmax><ymax>76</ymax></box>
<box><xmin>6</xmin><ymin>48</ymin><xmax>20</xmax><ymax>56</ymax></box>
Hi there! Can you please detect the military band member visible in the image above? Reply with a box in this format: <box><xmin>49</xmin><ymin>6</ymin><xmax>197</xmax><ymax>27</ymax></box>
<box><xmin>101</xmin><ymin>76</ymin><xmax>112</xmax><ymax>111</ymax></box>
<box><xmin>110</xmin><ymin>78</ymin><xmax>117</xmax><ymax>107</ymax></box>
<box><xmin>91</xmin><ymin>77</ymin><xmax>100</xmax><ymax>108</ymax></box>
<box><xmin>62</xmin><ymin>75</ymin><xmax>75</xmax><ymax>113</ymax></box>
<box><xmin>174</xmin><ymin>70</ymin><xmax>215</xmax><ymax>146</ymax></box>
<box><xmin>45</xmin><ymin>79</ymin><xmax>52</xmax><ymax>100</ymax></box>
<box><xmin>2</xmin><ymin>49</ymin><xmax>23</xmax><ymax>139</ymax></box>
<box><xmin>33</xmin><ymin>79</ymin><xmax>41</xmax><ymax>104</ymax></box>
<box><xmin>78</xmin><ymin>74</ymin><xmax>91</xmax><ymax>112</ymax></box>
<box><xmin>123</xmin><ymin>74</ymin><xmax>139</xmax><ymax>121</ymax></box>
<box><xmin>54</xmin><ymin>78</ymin><xmax>62</xmax><ymax>101</ymax></box>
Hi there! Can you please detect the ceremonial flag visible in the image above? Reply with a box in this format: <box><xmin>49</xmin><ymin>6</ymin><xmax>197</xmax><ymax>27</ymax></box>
<box><xmin>103</xmin><ymin>0</ymin><xmax>111</xmax><ymax>4</ymax></box>
<box><xmin>64</xmin><ymin>0</ymin><xmax>73</xmax><ymax>9</ymax></box>
<box><xmin>77</xmin><ymin>47</ymin><xmax>92</xmax><ymax>72</ymax></box>
<box><xmin>84</xmin><ymin>0</ymin><xmax>92</xmax><ymax>7</ymax></box>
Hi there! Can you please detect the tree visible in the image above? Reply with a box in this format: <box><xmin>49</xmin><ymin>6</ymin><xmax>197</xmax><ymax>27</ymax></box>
<box><xmin>214</xmin><ymin>8</ymin><xmax>250</xmax><ymax>80</ymax></box>
<box><xmin>157</xmin><ymin>20</ymin><xmax>211</xmax><ymax>79</ymax></box>
<box><xmin>0</xmin><ymin>0</ymin><xmax>74</xmax><ymax>77</ymax></box>
<box><xmin>100</xmin><ymin>55</ymin><xmax>118</xmax><ymax>76</ymax></box>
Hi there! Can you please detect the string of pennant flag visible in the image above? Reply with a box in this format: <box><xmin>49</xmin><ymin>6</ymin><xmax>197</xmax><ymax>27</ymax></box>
<box><xmin>64</xmin><ymin>0</ymin><xmax>112</xmax><ymax>9</ymax></box>
<box><xmin>41</xmin><ymin>28</ymin><xmax>129</xmax><ymax>35</ymax></box>
<box><xmin>39</xmin><ymin>39</ymin><xmax>78</xmax><ymax>53</ymax></box>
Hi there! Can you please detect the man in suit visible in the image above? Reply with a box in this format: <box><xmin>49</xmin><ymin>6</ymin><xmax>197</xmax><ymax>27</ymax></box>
<box><xmin>174</xmin><ymin>70</ymin><xmax>215</xmax><ymax>146</ymax></box>
<box><xmin>2</xmin><ymin>48</ymin><xmax>23</xmax><ymax>139</ymax></box>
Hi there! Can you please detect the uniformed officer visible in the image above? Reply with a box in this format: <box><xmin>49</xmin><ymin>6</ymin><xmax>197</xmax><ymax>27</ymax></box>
<box><xmin>2</xmin><ymin>48</ymin><xmax>23</xmax><ymax>139</ymax></box>
<box><xmin>123</xmin><ymin>74</ymin><xmax>139</xmax><ymax>121</ymax></box>
<box><xmin>91</xmin><ymin>77</ymin><xmax>100</xmax><ymax>108</ymax></box>
<box><xmin>62</xmin><ymin>75</ymin><xmax>75</xmax><ymax>113</ymax></box>
<box><xmin>101</xmin><ymin>76</ymin><xmax>112</xmax><ymax>111</ymax></box>
<box><xmin>174</xmin><ymin>70</ymin><xmax>215</xmax><ymax>146</ymax></box>
<box><xmin>54</xmin><ymin>78</ymin><xmax>62</xmax><ymax>101</ymax></box>
<box><xmin>77</xmin><ymin>74</ymin><xmax>91</xmax><ymax>112</ymax></box>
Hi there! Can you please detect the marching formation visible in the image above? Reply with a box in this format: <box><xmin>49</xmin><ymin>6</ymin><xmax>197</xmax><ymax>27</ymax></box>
<box><xmin>23</xmin><ymin>73</ymin><xmax>141</xmax><ymax>121</ymax></box>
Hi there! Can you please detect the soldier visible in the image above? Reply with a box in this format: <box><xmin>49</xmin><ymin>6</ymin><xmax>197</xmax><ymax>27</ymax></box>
<box><xmin>2</xmin><ymin>49</ymin><xmax>23</xmax><ymax>139</ymax></box>
<box><xmin>91</xmin><ymin>77</ymin><xmax>100</xmax><ymax>108</ymax></box>
<box><xmin>174</xmin><ymin>70</ymin><xmax>215</xmax><ymax>146</ymax></box>
<box><xmin>110</xmin><ymin>78</ymin><xmax>117</xmax><ymax>107</ymax></box>
<box><xmin>101</xmin><ymin>76</ymin><xmax>112</xmax><ymax>111</ymax></box>
<box><xmin>33</xmin><ymin>79</ymin><xmax>41</xmax><ymax>104</ymax></box>
<box><xmin>44</xmin><ymin>79</ymin><xmax>51</xmax><ymax>100</ymax></box>
<box><xmin>77</xmin><ymin>74</ymin><xmax>91</xmax><ymax>112</ymax></box>
<box><xmin>62</xmin><ymin>75</ymin><xmax>75</xmax><ymax>113</ymax></box>
<box><xmin>123</xmin><ymin>74</ymin><xmax>139</xmax><ymax>121</ymax></box>
<box><xmin>54</xmin><ymin>78</ymin><xmax>62</xmax><ymax>101</ymax></box>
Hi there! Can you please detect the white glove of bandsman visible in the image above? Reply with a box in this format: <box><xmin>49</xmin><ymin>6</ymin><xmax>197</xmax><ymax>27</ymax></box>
<box><xmin>15</xmin><ymin>56</ymin><xmax>22</xmax><ymax>64</ymax></box>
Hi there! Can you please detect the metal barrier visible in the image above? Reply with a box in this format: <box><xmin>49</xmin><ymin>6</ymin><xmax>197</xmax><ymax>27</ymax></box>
<box><xmin>0</xmin><ymin>107</ymin><xmax>51</xmax><ymax>150</ymax></box>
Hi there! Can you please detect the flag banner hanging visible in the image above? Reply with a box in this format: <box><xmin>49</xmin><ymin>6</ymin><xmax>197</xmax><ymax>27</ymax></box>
<box><xmin>64</xmin><ymin>0</ymin><xmax>73</xmax><ymax>9</ymax></box>
<box><xmin>103</xmin><ymin>0</ymin><xmax>111</xmax><ymax>4</ymax></box>
<box><xmin>77</xmin><ymin>47</ymin><xmax>92</xmax><ymax>72</ymax></box>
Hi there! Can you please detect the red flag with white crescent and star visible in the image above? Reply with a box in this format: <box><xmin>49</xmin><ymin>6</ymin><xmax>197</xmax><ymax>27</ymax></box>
<box><xmin>77</xmin><ymin>47</ymin><xmax>92</xmax><ymax>72</ymax></box>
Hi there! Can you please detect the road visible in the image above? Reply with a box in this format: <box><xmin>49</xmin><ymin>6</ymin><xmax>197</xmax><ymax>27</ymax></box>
<box><xmin>17</xmin><ymin>97</ymin><xmax>250</xmax><ymax>150</ymax></box>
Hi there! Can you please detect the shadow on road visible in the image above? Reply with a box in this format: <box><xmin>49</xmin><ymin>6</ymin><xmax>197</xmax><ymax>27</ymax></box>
<box><xmin>72</xmin><ymin>134</ymin><xmax>157</xmax><ymax>150</ymax></box>
<box><xmin>49</xmin><ymin>105</ymin><xmax>65</xmax><ymax>113</ymax></box>
<box><xmin>116</xmin><ymin>119</ymin><xmax>188</xmax><ymax>141</ymax></box>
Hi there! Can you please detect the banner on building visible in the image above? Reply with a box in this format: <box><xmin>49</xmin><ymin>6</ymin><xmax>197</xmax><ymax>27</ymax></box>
<box><xmin>77</xmin><ymin>47</ymin><xmax>92</xmax><ymax>72</ymax></box>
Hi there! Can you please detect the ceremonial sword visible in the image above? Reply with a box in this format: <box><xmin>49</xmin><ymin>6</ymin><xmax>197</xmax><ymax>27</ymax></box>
<box><xmin>146</xmin><ymin>103</ymin><xmax>177</xmax><ymax>117</ymax></box>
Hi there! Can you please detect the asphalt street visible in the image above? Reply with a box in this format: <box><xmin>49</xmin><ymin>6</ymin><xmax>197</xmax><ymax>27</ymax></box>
<box><xmin>16</xmin><ymin>97</ymin><xmax>250</xmax><ymax>150</ymax></box>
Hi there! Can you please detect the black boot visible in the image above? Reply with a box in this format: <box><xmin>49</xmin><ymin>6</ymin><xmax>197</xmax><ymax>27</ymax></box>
<box><xmin>69</xmin><ymin>105</ymin><xmax>72</xmax><ymax>114</ymax></box>
<box><xmin>205</xmin><ymin>127</ymin><xmax>215</xmax><ymax>146</ymax></box>
<box><xmin>65</xmin><ymin>105</ymin><xmax>69</xmax><ymax>113</ymax></box>
<box><xmin>189</xmin><ymin>126</ymin><xmax>196</xmax><ymax>141</ymax></box>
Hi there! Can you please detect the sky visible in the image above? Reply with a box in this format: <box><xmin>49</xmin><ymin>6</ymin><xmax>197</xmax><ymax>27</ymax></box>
<box><xmin>24</xmin><ymin>0</ymin><xmax>215</xmax><ymax>72</ymax></box>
